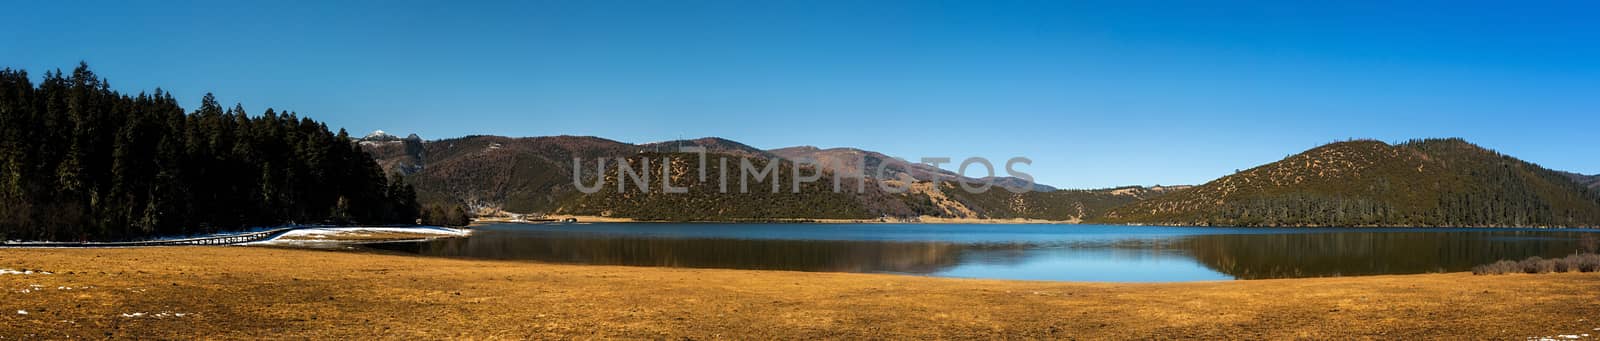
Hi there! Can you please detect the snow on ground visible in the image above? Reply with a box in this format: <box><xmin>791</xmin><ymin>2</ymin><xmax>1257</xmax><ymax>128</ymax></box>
<box><xmin>280</xmin><ymin>226</ymin><xmax>470</xmax><ymax>238</ymax></box>
<box><xmin>0</xmin><ymin>269</ymin><xmax>52</xmax><ymax>275</ymax></box>
<box><xmin>1530</xmin><ymin>331</ymin><xmax>1597</xmax><ymax>340</ymax></box>
<box><xmin>240</xmin><ymin>226</ymin><xmax>470</xmax><ymax>246</ymax></box>
<box><xmin>14</xmin><ymin>284</ymin><xmax>47</xmax><ymax>293</ymax></box>
<box><xmin>120</xmin><ymin>312</ymin><xmax>192</xmax><ymax>318</ymax></box>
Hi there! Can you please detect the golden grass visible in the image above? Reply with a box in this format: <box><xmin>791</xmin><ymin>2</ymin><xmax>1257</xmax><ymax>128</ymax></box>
<box><xmin>3</xmin><ymin>247</ymin><xmax>1598</xmax><ymax>339</ymax></box>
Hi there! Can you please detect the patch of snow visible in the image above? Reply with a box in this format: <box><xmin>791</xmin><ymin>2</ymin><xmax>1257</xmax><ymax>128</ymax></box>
<box><xmin>1531</xmin><ymin>335</ymin><xmax>1592</xmax><ymax>341</ymax></box>
<box><xmin>241</xmin><ymin>226</ymin><xmax>470</xmax><ymax>246</ymax></box>
<box><xmin>362</xmin><ymin>130</ymin><xmax>396</xmax><ymax>140</ymax></box>
<box><xmin>0</xmin><ymin>269</ymin><xmax>52</xmax><ymax>275</ymax></box>
<box><xmin>15</xmin><ymin>310</ymin><xmax>26</xmax><ymax>315</ymax></box>
<box><xmin>120</xmin><ymin>311</ymin><xmax>191</xmax><ymax>318</ymax></box>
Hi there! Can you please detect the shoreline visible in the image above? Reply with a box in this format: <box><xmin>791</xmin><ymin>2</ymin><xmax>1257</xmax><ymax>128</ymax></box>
<box><xmin>475</xmin><ymin>215</ymin><xmax>1600</xmax><ymax>228</ymax></box>
<box><xmin>477</xmin><ymin>215</ymin><xmax>1089</xmax><ymax>225</ymax></box>
<box><xmin>3</xmin><ymin>247</ymin><xmax>1597</xmax><ymax>338</ymax></box>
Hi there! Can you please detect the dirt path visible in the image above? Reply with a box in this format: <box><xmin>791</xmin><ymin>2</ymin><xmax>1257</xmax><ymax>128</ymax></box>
<box><xmin>3</xmin><ymin>247</ymin><xmax>1598</xmax><ymax>339</ymax></box>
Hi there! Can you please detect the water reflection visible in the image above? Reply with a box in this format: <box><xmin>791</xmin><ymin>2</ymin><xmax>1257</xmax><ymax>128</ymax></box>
<box><xmin>1179</xmin><ymin>230</ymin><xmax>1587</xmax><ymax>279</ymax></box>
<box><xmin>375</xmin><ymin>234</ymin><xmax>967</xmax><ymax>274</ymax></box>
<box><xmin>366</xmin><ymin>224</ymin><xmax>1599</xmax><ymax>282</ymax></box>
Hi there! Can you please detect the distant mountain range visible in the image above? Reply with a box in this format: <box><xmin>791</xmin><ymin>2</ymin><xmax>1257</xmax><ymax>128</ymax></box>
<box><xmin>632</xmin><ymin>138</ymin><xmax>1055</xmax><ymax>191</ymax></box>
<box><xmin>362</xmin><ymin>134</ymin><xmax>1117</xmax><ymax>221</ymax></box>
<box><xmin>362</xmin><ymin>134</ymin><xmax>1600</xmax><ymax>227</ymax></box>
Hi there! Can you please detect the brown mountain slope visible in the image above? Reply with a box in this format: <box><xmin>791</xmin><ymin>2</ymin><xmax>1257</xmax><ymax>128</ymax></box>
<box><xmin>369</xmin><ymin>135</ymin><xmax>639</xmax><ymax>212</ymax></box>
<box><xmin>363</xmin><ymin>135</ymin><xmax>1097</xmax><ymax>220</ymax></box>
<box><xmin>941</xmin><ymin>185</ymin><xmax>1190</xmax><ymax>222</ymax></box>
<box><xmin>769</xmin><ymin>146</ymin><xmax>1055</xmax><ymax>191</ymax></box>
<box><xmin>640</xmin><ymin>137</ymin><xmax>775</xmax><ymax>159</ymax></box>
<box><xmin>555</xmin><ymin>152</ymin><xmax>890</xmax><ymax>220</ymax></box>
<box><xmin>366</xmin><ymin>135</ymin><xmax>822</xmax><ymax>213</ymax></box>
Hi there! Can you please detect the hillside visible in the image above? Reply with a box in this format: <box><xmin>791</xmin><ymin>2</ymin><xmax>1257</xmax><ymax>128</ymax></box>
<box><xmin>1563</xmin><ymin>172</ymin><xmax>1600</xmax><ymax>190</ymax></box>
<box><xmin>940</xmin><ymin>185</ymin><xmax>1189</xmax><ymax>222</ymax></box>
<box><xmin>555</xmin><ymin>152</ymin><xmax>884</xmax><ymax>220</ymax></box>
<box><xmin>769</xmin><ymin>146</ymin><xmax>1056</xmax><ymax>191</ymax></box>
<box><xmin>359</xmin><ymin>131</ymin><xmax>426</xmax><ymax>175</ymax></box>
<box><xmin>1098</xmin><ymin>139</ymin><xmax>1600</xmax><ymax>227</ymax></box>
<box><xmin>364</xmin><ymin>135</ymin><xmax>640</xmax><ymax>212</ymax></box>
<box><xmin>362</xmin><ymin>135</ymin><xmax>1106</xmax><ymax>220</ymax></box>
<box><xmin>641</xmin><ymin>137</ymin><xmax>775</xmax><ymax>159</ymax></box>
<box><xmin>554</xmin><ymin>158</ymin><xmax>1179</xmax><ymax>222</ymax></box>
<box><xmin>369</xmin><ymin>135</ymin><xmax>1598</xmax><ymax>227</ymax></box>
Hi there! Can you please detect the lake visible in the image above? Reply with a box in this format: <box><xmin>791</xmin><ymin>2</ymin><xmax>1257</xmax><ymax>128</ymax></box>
<box><xmin>367</xmin><ymin>223</ymin><xmax>1600</xmax><ymax>282</ymax></box>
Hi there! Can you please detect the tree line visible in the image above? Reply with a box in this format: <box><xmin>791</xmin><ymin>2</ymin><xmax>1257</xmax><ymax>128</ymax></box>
<box><xmin>0</xmin><ymin>63</ymin><xmax>420</xmax><ymax>241</ymax></box>
<box><xmin>419</xmin><ymin>203</ymin><xmax>471</xmax><ymax>227</ymax></box>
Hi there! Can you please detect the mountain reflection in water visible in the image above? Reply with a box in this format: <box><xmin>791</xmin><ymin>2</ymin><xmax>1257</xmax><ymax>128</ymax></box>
<box><xmin>373</xmin><ymin>235</ymin><xmax>969</xmax><ymax>274</ymax></box>
<box><xmin>1179</xmin><ymin>230</ymin><xmax>1588</xmax><ymax>279</ymax></box>
<box><xmin>364</xmin><ymin>224</ymin><xmax>1599</xmax><ymax>282</ymax></box>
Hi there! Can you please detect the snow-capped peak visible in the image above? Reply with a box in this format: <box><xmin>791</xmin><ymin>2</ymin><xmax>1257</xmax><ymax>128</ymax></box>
<box><xmin>360</xmin><ymin>130</ymin><xmax>404</xmax><ymax>142</ymax></box>
<box><xmin>364</xmin><ymin>130</ymin><xmax>393</xmax><ymax>139</ymax></box>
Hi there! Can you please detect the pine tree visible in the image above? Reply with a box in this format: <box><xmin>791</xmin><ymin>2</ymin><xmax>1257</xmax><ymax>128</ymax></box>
<box><xmin>0</xmin><ymin>63</ymin><xmax>420</xmax><ymax>241</ymax></box>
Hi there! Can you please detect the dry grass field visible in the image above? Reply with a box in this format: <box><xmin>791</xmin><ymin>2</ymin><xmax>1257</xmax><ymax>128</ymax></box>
<box><xmin>3</xmin><ymin>246</ymin><xmax>1599</xmax><ymax>339</ymax></box>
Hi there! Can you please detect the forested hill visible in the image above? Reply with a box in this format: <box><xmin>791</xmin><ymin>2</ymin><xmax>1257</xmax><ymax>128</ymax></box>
<box><xmin>1097</xmin><ymin>139</ymin><xmax>1600</xmax><ymax>227</ymax></box>
<box><xmin>0</xmin><ymin>64</ymin><xmax>418</xmax><ymax>241</ymax></box>
<box><xmin>361</xmin><ymin>134</ymin><xmax>1186</xmax><ymax>221</ymax></box>
<box><xmin>1564</xmin><ymin>172</ymin><xmax>1600</xmax><ymax>190</ymax></box>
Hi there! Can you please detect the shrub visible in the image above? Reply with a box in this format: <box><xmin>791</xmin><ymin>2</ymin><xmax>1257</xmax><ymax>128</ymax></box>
<box><xmin>1473</xmin><ymin>253</ymin><xmax>1600</xmax><ymax>275</ymax></box>
<box><xmin>1534</xmin><ymin>259</ymin><xmax>1560</xmax><ymax>273</ymax></box>
<box><xmin>1471</xmin><ymin>260</ymin><xmax>1520</xmax><ymax>275</ymax></box>
<box><xmin>1568</xmin><ymin>253</ymin><xmax>1600</xmax><ymax>272</ymax></box>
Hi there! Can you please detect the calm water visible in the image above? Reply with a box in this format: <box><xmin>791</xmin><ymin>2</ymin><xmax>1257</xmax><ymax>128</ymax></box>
<box><xmin>367</xmin><ymin>223</ymin><xmax>1600</xmax><ymax>282</ymax></box>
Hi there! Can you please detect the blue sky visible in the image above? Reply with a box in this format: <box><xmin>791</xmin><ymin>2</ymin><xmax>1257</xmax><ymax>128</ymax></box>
<box><xmin>4</xmin><ymin>1</ymin><xmax>1597</xmax><ymax>188</ymax></box>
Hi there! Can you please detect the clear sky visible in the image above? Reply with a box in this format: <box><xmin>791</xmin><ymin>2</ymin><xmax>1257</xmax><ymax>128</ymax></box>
<box><xmin>4</xmin><ymin>1</ymin><xmax>1597</xmax><ymax>188</ymax></box>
